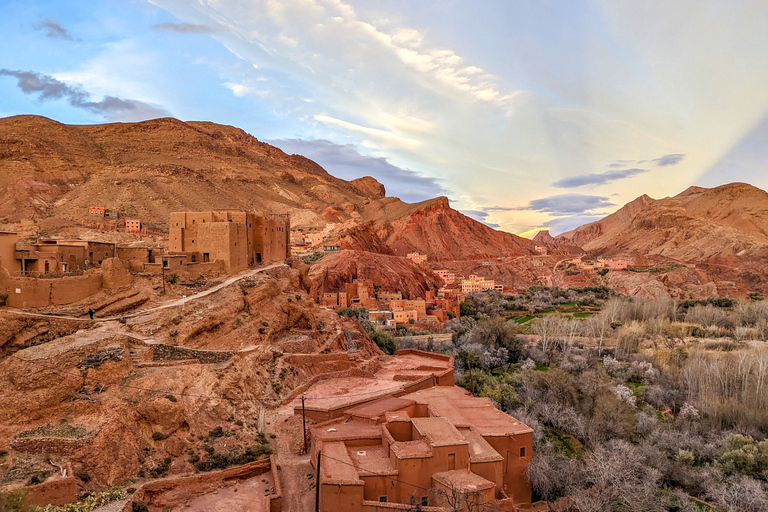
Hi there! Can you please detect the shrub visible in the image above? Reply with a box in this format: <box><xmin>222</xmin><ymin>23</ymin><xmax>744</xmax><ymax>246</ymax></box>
<box><xmin>151</xmin><ymin>431</ymin><xmax>167</xmax><ymax>441</ymax></box>
<box><xmin>171</xmin><ymin>316</ymin><xmax>182</xmax><ymax>325</ymax></box>
<box><xmin>165</xmin><ymin>394</ymin><xmax>177</xmax><ymax>402</ymax></box>
<box><xmin>167</xmin><ymin>274</ymin><xmax>178</xmax><ymax>285</ymax></box>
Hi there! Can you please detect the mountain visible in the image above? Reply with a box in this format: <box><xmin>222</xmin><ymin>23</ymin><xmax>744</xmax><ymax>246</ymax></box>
<box><xmin>0</xmin><ymin>115</ymin><xmax>534</xmax><ymax>261</ymax></box>
<box><xmin>557</xmin><ymin>183</ymin><xmax>768</xmax><ymax>262</ymax></box>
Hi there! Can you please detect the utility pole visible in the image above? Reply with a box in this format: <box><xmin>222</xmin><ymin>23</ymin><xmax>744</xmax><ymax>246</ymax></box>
<box><xmin>315</xmin><ymin>450</ymin><xmax>321</xmax><ymax>512</ymax></box>
<box><xmin>301</xmin><ymin>393</ymin><xmax>308</xmax><ymax>455</ymax></box>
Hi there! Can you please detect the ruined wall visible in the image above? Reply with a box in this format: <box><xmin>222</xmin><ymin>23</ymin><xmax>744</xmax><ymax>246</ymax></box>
<box><xmin>101</xmin><ymin>258</ymin><xmax>133</xmax><ymax>290</ymax></box>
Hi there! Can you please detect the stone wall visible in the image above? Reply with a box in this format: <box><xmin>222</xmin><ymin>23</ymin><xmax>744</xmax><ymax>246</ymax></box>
<box><xmin>10</xmin><ymin>437</ymin><xmax>88</xmax><ymax>455</ymax></box>
<box><xmin>151</xmin><ymin>344</ymin><xmax>232</xmax><ymax>364</ymax></box>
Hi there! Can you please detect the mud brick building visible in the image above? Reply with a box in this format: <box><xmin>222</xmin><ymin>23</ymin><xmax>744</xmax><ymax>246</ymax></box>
<box><xmin>309</xmin><ymin>352</ymin><xmax>533</xmax><ymax>512</ymax></box>
<box><xmin>169</xmin><ymin>210</ymin><xmax>290</xmax><ymax>271</ymax></box>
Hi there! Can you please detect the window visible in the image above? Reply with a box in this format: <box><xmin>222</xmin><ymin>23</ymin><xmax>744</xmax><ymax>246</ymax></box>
<box><xmin>520</xmin><ymin>447</ymin><xmax>526</xmax><ymax>458</ymax></box>
<box><xmin>421</xmin><ymin>497</ymin><xmax>428</xmax><ymax>506</ymax></box>
<box><xmin>379</xmin><ymin>496</ymin><xmax>387</xmax><ymax>503</ymax></box>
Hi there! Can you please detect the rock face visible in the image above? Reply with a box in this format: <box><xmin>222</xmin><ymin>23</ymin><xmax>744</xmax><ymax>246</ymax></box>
<box><xmin>557</xmin><ymin>183</ymin><xmax>768</xmax><ymax>261</ymax></box>
<box><xmin>309</xmin><ymin>250</ymin><xmax>443</xmax><ymax>300</ymax></box>
<box><xmin>338</xmin><ymin>196</ymin><xmax>536</xmax><ymax>261</ymax></box>
<box><xmin>0</xmin><ymin>115</ymin><xmax>535</xmax><ymax>262</ymax></box>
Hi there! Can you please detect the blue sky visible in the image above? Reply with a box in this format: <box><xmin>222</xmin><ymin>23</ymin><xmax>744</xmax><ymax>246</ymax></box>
<box><xmin>1</xmin><ymin>1</ymin><xmax>767</xmax><ymax>235</ymax></box>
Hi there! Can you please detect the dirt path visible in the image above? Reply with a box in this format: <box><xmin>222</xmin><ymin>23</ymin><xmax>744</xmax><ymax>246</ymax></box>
<box><xmin>267</xmin><ymin>400</ymin><xmax>315</xmax><ymax>512</ymax></box>
<box><xmin>3</xmin><ymin>263</ymin><xmax>287</xmax><ymax>322</ymax></box>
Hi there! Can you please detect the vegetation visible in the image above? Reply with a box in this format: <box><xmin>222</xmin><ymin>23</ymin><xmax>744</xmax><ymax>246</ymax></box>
<box><xmin>302</xmin><ymin>252</ymin><xmax>324</xmax><ymax>265</ymax></box>
<box><xmin>194</xmin><ymin>434</ymin><xmax>272</xmax><ymax>472</ymax></box>
<box><xmin>434</xmin><ymin>292</ymin><xmax>768</xmax><ymax>510</ymax></box>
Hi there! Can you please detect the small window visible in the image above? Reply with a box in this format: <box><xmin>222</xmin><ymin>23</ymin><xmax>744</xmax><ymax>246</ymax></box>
<box><xmin>379</xmin><ymin>496</ymin><xmax>387</xmax><ymax>503</ymax></box>
<box><xmin>421</xmin><ymin>497</ymin><xmax>428</xmax><ymax>506</ymax></box>
<box><xmin>192</xmin><ymin>240</ymin><xmax>195</xmax><ymax>244</ymax></box>
<box><xmin>520</xmin><ymin>447</ymin><xmax>526</xmax><ymax>458</ymax></box>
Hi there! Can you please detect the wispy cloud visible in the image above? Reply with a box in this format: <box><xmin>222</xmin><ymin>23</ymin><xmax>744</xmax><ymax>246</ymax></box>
<box><xmin>552</xmin><ymin>168</ymin><xmax>649</xmax><ymax>188</ymax></box>
<box><xmin>652</xmin><ymin>153</ymin><xmax>685</xmax><ymax>166</ymax></box>
<box><xmin>268</xmin><ymin>138</ymin><xmax>448</xmax><ymax>203</ymax></box>
<box><xmin>459</xmin><ymin>209</ymin><xmax>500</xmax><ymax>228</ymax></box>
<box><xmin>0</xmin><ymin>69</ymin><xmax>169</xmax><ymax>122</ymax></box>
<box><xmin>152</xmin><ymin>22</ymin><xmax>221</xmax><ymax>34</ymax></box>
<box><xmin>314</xmin><ymin>114</ymin><xmax>419</xmax><ymax>147</ymax></box>
<box><xmin>516</xmin><ymin>193</ymin><xmax>615</xmax><ymax>216</ymax></box>
<box><xmin>35</xmin><ymin>18</ymin><xmax>75</xmax><ymax>41</ymax></box>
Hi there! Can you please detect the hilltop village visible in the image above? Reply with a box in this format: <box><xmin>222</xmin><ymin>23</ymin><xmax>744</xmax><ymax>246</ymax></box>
<box><xmin>0</xmin><ymin>206</ymin><xmax>544</xmax><ymax>512</ymax></box>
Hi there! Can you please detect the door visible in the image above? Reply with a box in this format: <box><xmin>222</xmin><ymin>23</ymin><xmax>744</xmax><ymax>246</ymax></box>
<box><xmin>44</xmin><ymin>261</ymin><xmax>49</xmax><ymax>274</ymax></box>
<box><xmin>448</xmin><ymin>453</ymin><xmax>456</xmax><ymax>470</ymax></box>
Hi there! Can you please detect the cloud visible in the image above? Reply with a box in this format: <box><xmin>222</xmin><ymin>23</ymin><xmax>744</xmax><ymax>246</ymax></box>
<box><xmin>314</xmin><ymin>114</ymin><xmax>419</xmax><ymax>147</ymax></box>
<box><xmin>458</xmin><ymin>210</ymin><xmax>500</xmax><ymax>228</ymax></box>
<box><xmin>152</xmin><ymin>22</ymin><xmax>221</xmax><ymax>34</ymax></box>
<box><xmin>268</xmin><ymin>138</ymin><xmax>448</xmax><ymax>203</ymax></box>
<box><xmin>517</xmin><ymin>193</ymin><xmax>615</xmax><ymax>216</ymax></box>
<box><xmin>35</xmin><ymin>18</ymin><xmax>75</xmax><ymax>41</ymax></box>
<box><xmin>0</xmin><ymin>69</ymin><xmax>169</xmax><ymax>121</ymax></box>
<box><xmin>652</xmin><ymin>153</ymin><xmax>685</xmax><ymax>166</ymax></box>
<box><xmin>544</xmin><ymin>215</ymin><xmax>605</xmax><ymax>236</ymax></box>
<box><xmin>552</xmin><ymin>168</ymin><xmax>649</xmax><ymax>188</ymax></box>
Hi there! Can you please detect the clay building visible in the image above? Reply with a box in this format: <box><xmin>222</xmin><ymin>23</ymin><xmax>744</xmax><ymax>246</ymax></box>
<box><xmin>434</xmin><ymin>269</ymin><xmax>455</xmax><ymax>285</ymax></box>
<box><xmin>125</xmin><ymin>219</ymin><xmax>142</xmax><ymax>233</ymax></box>
<box><xmin>406</xmin><ymin>251</ymin><xmax>428</xmax><ymax>264</ymax></box>
<box><xmin>311</xmin><ymin>377</ymin><xmax>532</xmax><ymax>511</ymax></box>
<box><xmin>0</xmin><ymin>231</ymin><xmax>19</xmax><ymax>272</ymax></box>
<box><xmin>169</xmin><ymin>210</ymin><xmax>290</xmax><ymax>271</ymax></box>
<box><xmin>88</xmin><ymin>206</ymin><xmax>105</xmax><ymax>216</ymax></box>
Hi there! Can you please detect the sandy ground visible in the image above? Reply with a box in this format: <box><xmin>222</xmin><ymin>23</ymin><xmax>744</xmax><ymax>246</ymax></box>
<box><xmin>180</xmin><ymin>474</ymin><xmax>275</xmax><ymax>512</ymax></box>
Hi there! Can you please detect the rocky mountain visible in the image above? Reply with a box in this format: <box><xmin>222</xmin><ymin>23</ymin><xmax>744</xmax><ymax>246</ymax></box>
<box><xmin>0</xmin><ymin>115</ymin><xmax>535</xmax><ymax>260</ymax></box>
<box><xmin>557</xmin><ymin>183</ymin><xmax>768</xmax><ymax>262</ymax></box>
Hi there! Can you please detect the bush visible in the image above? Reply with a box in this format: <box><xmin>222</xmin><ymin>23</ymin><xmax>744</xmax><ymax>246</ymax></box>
<box><xmin>167</xmin><ymin>274</ymin><xmax>178</xmax><ymax>285</ymax></box>
<box><xmin>171</xmin><ymin>316</ymin><xmax>182</xmax><ymax>325</ymax></box>
<box><xmin>151</xmin><ymin>431</ymin><xmax>167</xmax><ymax>441</ymax></box>
<box><xmin>194</xmin><ymin>443</ymin><xmax>272</xmax><ymax>472</ymax></box>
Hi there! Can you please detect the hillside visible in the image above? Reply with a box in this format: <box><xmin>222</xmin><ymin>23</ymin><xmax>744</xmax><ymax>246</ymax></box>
<box><xmin>557</xmin><ymin>183</ymin><xmax>768</xmax><ymax>262</ymax></box>
<box><xmin>0</xmin><ymin>115</ymin><xmax>534</xmax><ymax>260</ymax></box>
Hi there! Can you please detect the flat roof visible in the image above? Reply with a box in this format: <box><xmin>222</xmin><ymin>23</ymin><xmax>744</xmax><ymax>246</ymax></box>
<box><xmin>320</xmin><ymin>442</ymin><xmax>363</xmax><ymax>485</ymax></box>
<box><xmin>389</xmin><ymin>439</ymin><xmax>432</xmax><ymax>459</ymax></box>
<box><xmin>402</xmin><ymin>387</ymin><xmax>533</xmax><ymax>437</ymax></box>
<box><xmin>411</xmin><ymin>417</ymin><xmax>468</xmax><ymax>448</ymax></box>
<box><xmin>345</xmin><ymin>397</ymin><xmax>414</xmax><ymax>420</ymax></box>
<box><xmin>432</xmin><ymin>469</ymin><xmax>495</xmax><ymax>492</ymax></box>
<box><xmin>461</xmin><ymin>429</ymin><xmax>503</xmax><ymax>463</ymax></box>
<box><xmin>313</xmin><ymin>420</ymin><xmax>382</xmax><ymax>443</ymax></box>
<box><xmin>347</xmin><ymin>444</ymin><xmax>397</xmax><ymax>477</ymax></box>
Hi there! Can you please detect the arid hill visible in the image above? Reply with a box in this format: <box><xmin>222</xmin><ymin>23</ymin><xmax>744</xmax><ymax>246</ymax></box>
<box><xmin>0</xmin><ymin>115</ymin><xmax>534</xmax><ymax>260</ymax></box>
<box><xmin>557</xmin><ymin>183</ymin><xmax>768</xmax><ymax>262</ymax></box>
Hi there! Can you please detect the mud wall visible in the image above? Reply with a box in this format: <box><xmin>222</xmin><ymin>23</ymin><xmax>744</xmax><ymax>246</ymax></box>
<box><xmin>2</xmin><ymin>273</ymin><xmax>103</xmax><ymax>308</ymax></box>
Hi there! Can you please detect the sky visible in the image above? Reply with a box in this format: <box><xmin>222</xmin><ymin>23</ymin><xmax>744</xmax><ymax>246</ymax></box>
<box><xmin>1</xmin><ymin>1</ymin><xmax>767</xmax><ymax>236</ymax></box>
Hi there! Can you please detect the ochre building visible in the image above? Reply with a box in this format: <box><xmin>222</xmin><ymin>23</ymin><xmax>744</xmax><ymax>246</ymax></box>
<box><xmin>169</xmin><ymin>210</ymin><xmax>289</xmax><ymax>271</ymax></box>
<box><xmin>311</xmin><ymin>374</ymin><xmax>533</xmax><ymax>511</ymax></box>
